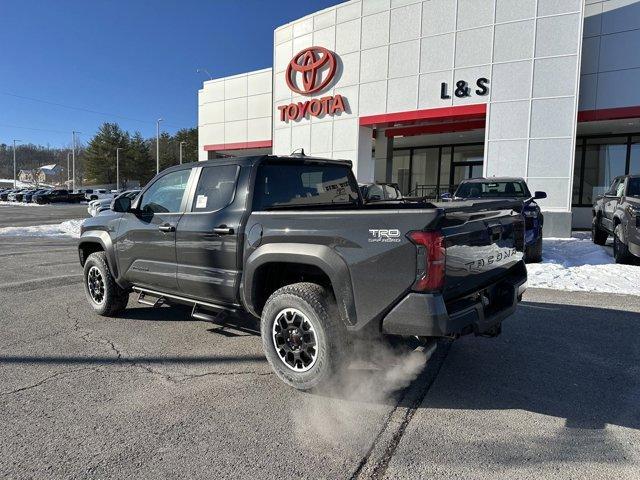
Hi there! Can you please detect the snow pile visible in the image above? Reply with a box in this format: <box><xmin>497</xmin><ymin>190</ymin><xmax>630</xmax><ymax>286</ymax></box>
<box><xmin>527</xmin><ymin>232</ymin><xmax>640</xmax><ymax>295</ymax></box>
<box><xmin>0</xmin><ymin>219</ymin><xmax>83</xmax><ymax>238</ymax></box>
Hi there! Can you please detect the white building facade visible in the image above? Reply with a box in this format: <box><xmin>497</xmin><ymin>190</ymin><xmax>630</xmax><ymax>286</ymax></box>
<box><xmin>199</xmin><ymin>0</ymin><xmax>640</xmax><ymax>237</ymax></box>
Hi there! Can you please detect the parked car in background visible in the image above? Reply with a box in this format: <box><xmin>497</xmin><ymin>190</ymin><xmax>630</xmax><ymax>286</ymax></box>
<box><xmin>23</xmin><ymin>189</ymin><xmax>48</xmax><ymax>203</ymax></box>
<box><xmin>359</xmin><ymin>183</ymin><xmax>403</xmax><ymax>203</ymax></box>
<box><xmin>592</xmin><ymin>175</ymin><xmax>640</xmax><ymax>264</ymax></box>
<box><xmin>33</xmin><ymin>189</ymin><xmax>84</xmax><ymax>204</ymax></box>
<box><xmin>1</xmin><ymin>189</ymin><xmax>20</xmax><ymax>201</ymax></box>
<box><xmin>85</xmin><ymin>189</ymin><xmax>113</xmax><ymax>201</ymax></box>
<box><xmin>451</xmin><ymin>178</ymin><xmax>546</xmax><ymax>263</ymax></box>
<box><xmin>88</xmin><ymin>190</ymin><xmax>140</xmax><ymax>217</ymax></box>
<box><xmin>8</xmin><ymin>189</ymin><xmax>31</xmax><ymax>202</ymax></box>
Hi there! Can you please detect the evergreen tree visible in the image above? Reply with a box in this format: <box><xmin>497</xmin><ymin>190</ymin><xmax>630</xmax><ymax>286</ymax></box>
<box><xmin>84</xmin><ymin>123</ymin><xmax>129</xmax><ymax>185</ymax></box>
<box><xmin>125</xmin><ymin>132</ymin><xmax>155</xmax><ymax>187</ymax></box>
<box><xmin>174</xmin><ymin>128</ymin><xmax>198</xmax><ymax>163</ymax></box>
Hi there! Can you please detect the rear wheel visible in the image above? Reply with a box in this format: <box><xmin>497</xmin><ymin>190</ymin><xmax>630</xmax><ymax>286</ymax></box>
<box><xmin>83</xmin><ymin>252</ymin><xmax>129</xmax><ymax>316</ymax></box>
<box><xmin>592</xmin><ymin>216</ymin><xmax>608</xmax><ymax>245</ymax></box>
<box><xmin>613</xmin><ymin>224</ymin><xmax>634</xmax><ymax>264</ymax></box>
<box><xmin>261</xmin><ymin>282</ymin><xmax>347</xmax><ymax>391</ymax></box>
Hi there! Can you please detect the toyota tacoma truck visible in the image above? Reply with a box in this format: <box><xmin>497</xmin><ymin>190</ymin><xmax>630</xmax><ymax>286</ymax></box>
<box><xmin>592</xmin><ymin>174</ymin><xmax>640</xmax><ymax>264</ymax></box>
<box><xmin>78</xmin><ymin>155</ymin><xmax>527</xmax><ymax>390</ymax></box>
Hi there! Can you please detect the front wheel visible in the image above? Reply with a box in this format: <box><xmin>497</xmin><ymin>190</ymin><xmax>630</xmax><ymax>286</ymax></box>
<box><xmin>613</xmin><ymin>224</ymin><xmax>634</xmax><ymax>264</ymax></box>
<box><xmin>83</xmin><ymin>252</ymin><xmax>129</xmax><ymax>316</ymax></box>
<box><xmin>261</xmin><ymin>282</ymin><xmax>347</xmax><ymax>391</ymax></box>
<box><xmin>524</xmin><ymin>236</ymin><xmax>543</xmax><ymax>263</ymax></box>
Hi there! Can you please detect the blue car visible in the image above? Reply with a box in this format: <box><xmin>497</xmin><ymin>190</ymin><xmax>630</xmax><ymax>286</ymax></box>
<box><xmin>450</xmin><ymin>177</ymin><xmax>547</xmax><ymax>263</ymax></box>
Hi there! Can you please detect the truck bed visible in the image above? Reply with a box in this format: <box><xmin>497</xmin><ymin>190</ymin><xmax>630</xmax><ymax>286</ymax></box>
<box><xmin>244</xmin><ymin>198</ymin><xmax>525</xmax><ymax>332</ymax></box>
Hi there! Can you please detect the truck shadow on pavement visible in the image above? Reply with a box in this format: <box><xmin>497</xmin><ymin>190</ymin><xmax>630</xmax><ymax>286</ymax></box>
<box><xmin>118</xmin><ymin>304</ymin><xmax>261</xmax><ymax>337</ymax></box>
<box><xmin>407</xmin><ymin>299</ymin><xmax>640</xmax><ymax>467</ymax></box>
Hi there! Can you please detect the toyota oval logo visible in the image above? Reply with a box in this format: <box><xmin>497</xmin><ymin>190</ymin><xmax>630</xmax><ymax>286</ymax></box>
<box><xmin>286</xmin><ymin>46</ymin><xmax>337</xmax><ymax>95</ymax></box>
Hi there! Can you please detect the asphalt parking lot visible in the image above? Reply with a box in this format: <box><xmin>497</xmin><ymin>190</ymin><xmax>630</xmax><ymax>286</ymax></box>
<box><xmin>1</xmin><ymin>207</ymin><xmax>639</xmax><ymax>479</ymax></box>
<box><xmin>0</xmin><ymin>202</ymin><xmax>87</xmax><ymax>228</ymax></box>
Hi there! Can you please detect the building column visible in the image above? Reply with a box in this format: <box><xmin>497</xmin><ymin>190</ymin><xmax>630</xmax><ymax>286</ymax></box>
<box><xmin>374</xmin><ymin>130</ymin><xmax>394</xmax><ymax>183</ymax></box>
<box><xmin>355</xmin><ymin>126</ymin><xmax>375</xmax><ymax>182</ymax></box>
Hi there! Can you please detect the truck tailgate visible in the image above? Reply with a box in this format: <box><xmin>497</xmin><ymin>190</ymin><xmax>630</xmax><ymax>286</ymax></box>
<box><xmin>437</xmin><ymin>200</ymin><xmax>525</xmax><ymax>301</ymax></box>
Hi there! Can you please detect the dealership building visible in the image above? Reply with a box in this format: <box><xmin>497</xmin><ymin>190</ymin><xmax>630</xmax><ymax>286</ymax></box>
<box><xmin>198</xmin><ymin>0</ymin><xmax>640</xmax><ymax>236</ymax></box>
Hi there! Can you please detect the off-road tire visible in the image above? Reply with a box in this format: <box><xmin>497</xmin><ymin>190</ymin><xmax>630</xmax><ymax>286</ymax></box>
<box><xmin>613</xmin><ymin>224</ymin><xmax>634</xmax><ymax>264</ymax></box>
<box><xmin>83</xmin><ymin>252</ymin><xmax>129</xmax><ymax>316</ymax></box>
<box><xmin>261</xmin><ymin>282</ymin><xmax>348</xmax><ymax>391</ymax></box>
<box><xmin>525</xmin><ymin>236</ymin><xmax>543</xmax><ymax>263</ymax></box>
<box><xmin>592</xmin><ymin>216</ymin><xmax>608</xmax><ymax>245</ymax></box>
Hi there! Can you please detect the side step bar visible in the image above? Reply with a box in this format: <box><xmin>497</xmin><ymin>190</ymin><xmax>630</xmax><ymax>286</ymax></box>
<box><xmin>132</xmin><ymin>287</ymin><xmax>238</xmax><ymax>322</ymax></box>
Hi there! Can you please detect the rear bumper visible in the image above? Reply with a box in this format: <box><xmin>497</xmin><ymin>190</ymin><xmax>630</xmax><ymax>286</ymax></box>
<box><xmin>382</xmin><ymin>262</ymin><xmax>527</xmax><ymax>337</ymax></box>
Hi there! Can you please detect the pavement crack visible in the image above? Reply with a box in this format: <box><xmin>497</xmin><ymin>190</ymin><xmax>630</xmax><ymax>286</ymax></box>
<box><xmin>351</xmin><ymin>339</ymin><xmax>452</xmax><ymax>480</ymax></box>
<box><xmin>0</xmin><ymin>367</ymin><xmax>97</xmax><ymax>396</ymax></box>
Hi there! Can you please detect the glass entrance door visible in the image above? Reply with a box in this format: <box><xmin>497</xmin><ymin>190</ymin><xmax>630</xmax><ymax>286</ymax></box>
<box><xmin>451</xmin><ymin>162</ymin><xmax>484</xmax><ymax>190</ymax></box>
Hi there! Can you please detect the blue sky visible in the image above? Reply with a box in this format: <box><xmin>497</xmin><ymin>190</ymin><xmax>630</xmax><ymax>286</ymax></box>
<box><xmin>0</xmin><ymin>0</ymin><xmax>343</xmax><ymax>148</ymax></box>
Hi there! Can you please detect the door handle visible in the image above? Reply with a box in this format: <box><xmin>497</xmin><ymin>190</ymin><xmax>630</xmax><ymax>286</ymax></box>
<box><xmin>212</xmin><ymin>226</ymin><xmax>234</xmax><ymax>235</ymax></box>
<box><xmin>158</xmin><ymin>224</ymin><xmax>176</xmax><ymax>233</ymax></box>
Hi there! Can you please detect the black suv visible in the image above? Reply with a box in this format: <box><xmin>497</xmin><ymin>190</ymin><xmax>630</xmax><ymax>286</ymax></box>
<box><xmin>592</xmin><ymin>175</ymin><xmax>640</xmax><ymax>263</ymax></box>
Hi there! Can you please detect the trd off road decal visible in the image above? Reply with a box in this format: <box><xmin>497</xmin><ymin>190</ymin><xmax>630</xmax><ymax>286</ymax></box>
<box><xmin>368</xmin><ymin>229</ymin><xmax>401</xmax><ymax>243</ymax></box>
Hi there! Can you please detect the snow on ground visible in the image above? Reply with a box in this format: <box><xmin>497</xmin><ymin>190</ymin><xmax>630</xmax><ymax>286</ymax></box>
<box><xmin>527</xmin><ymin>232</ymin><xmax>640</xmax><ymax>295</ymax></box>
<box><xmin>0</xmin><ymin>219</ymin><xmax>82</xmax><ymax>238</ymax></box>
<box><xmin>0</xmin><ymin>201</ymin><xmax>45</xmax><ymax>207</ymax></box>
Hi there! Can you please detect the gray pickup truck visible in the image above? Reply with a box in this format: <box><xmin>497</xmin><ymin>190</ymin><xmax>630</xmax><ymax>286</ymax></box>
<box><xmin>592</xmin><ymin>174</ymin><xmax>640</xmax><ymax>263</ymax></box>
<box><xmin>78</xmin><ymin>155</ymin><xmax>527</xmax><ymax>390</ymax></box>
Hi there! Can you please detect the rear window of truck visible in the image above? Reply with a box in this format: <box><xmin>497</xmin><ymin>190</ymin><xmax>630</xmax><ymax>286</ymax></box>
<box><xmin>253</xmin><ymin>161</ymin><xmax>359</xmax><ymax>210</ymax></box>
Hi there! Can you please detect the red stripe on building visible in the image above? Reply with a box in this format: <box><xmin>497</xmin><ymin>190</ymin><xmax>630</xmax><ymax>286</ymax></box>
<box><xmin>577</xmin><ymin>106</ymin><xmax>640</xmax><ymax>122</ymax></box>
<box><xmin>359</xmin><ymin>103</ymin><xmax>487</xmax><ymax>128</ymax></box>
<box><xmin>204</xmin><ymin>140</ymin><xmax>272</xmax><ymax>151</ymax></box>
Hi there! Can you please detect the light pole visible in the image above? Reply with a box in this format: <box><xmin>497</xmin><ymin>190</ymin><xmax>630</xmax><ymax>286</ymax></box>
<box><xmin>12</xmin><ymin>140</ymin><xmax>21</xmax><ymax>188</ymax></box>
<box><xmin>67</xmin><ymin>152</ymin><xmax>71</xmax><ymax>186</ymax></box>
<box><xmin>196</xmin><ymin>68</ymin><xmax>213</xmax><ymax>80</ymax></box>
<box><xmin>116</xmin><ymin>147</ymin><xmax>123</xmax><ymax>191</ymax></box>
<box><xmin>179</xmin><ymin>141</ymin><xmax>187</xmax><ymax>165</ymax></box>
<box><xmin>72</xmin><ymin>131</ymin><xmax>79</xmax><ymax>192</ymax></box>
<box><xmin>156</xmin><ymin>118</ymin><xmax>163</xmax><ymax>174</ymax></box>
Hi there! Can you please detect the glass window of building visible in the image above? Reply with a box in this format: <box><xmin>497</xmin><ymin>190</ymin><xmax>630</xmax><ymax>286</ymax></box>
<box><xmin>581</xmin><ymin>137</ymin><xmax>627</xmax><ymax>205</ymax></box>
<box><xmin>410</xmin><ymin>148</ymin><xmax>439</xmax><ymax>197</ymax></box>
<box><xmin>391</xmin><ymin>150</ymin><xmax>410</xmax><ymax>194</ymax></box>
<box><xmin>631</xmin><ymin>137</ymin><xmax>640</xmax><ymax>175</ymax></box>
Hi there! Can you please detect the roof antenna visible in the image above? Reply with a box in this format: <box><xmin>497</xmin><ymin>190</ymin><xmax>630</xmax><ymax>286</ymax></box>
<box><xmin>290</xmin><ymin>148</ymin><xmax>306</xmax><ymax>156</ymax></box>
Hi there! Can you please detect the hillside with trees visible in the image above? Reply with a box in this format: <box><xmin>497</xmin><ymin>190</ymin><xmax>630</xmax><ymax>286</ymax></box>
<box><xmin>0</xmin><ymin>124</ymin><xmax>197</xmax><ymax>188</ymax></box>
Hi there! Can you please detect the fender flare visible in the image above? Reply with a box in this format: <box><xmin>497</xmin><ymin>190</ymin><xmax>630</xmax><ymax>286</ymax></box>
<box><xmin>243</xmin><ymin>243</ymin><xmax>357</xmax><ymax>326</ymax></box>
<box><xmin>78</xmin><ymin>231</ymin><xmax>120</xmax><ymax>281</ymax></box>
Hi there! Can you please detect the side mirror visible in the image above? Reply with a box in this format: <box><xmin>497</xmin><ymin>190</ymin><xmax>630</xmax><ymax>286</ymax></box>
<box><xmin>533</xmin><ymin>191</ymin><xmax>547</xmax><ymax>200</ymax></box>
<box><xmin>440</xmin><ymin>192</ymin><xmax>452</xmax><ymax>201</ymax></box>
<box><xmin>112</xmin><ymin>195</ymin><xmax>132</xmax><ymax>213</ymax></box>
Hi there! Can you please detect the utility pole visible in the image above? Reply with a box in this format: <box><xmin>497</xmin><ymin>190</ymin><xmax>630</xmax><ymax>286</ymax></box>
<box><xmin>12</xmin><ymin>139</ymin><xmax>21</xmax><ymax>188</ymax></box>
<box><xmin>72</xmin><ymin>131</ymin><xmax>79</xmax><ymax>192</ymax></box>
<box><xmin>156</xmin><ymin>118</ymin><xmax>163</xmax><ymax>175</ymax></box>
<box><xmin>179</xmin><ymin>141</ymin><xmax>187</xmax><ymax>165</ymax></box>
<box><xmin>67</xmin><ymin>152</ymin><xmax>71</xmax><ymax>186</ymax></box>
<box><xmin>116</xmin><ymin>147</ymin><xmax>123</xmax><ymax>191</ymax></box>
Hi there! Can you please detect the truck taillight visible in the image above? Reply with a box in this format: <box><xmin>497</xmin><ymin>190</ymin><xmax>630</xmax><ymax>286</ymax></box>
<box><xmin>407</xmin><ymin>230</ymin><xmax>446</xmax><ymax>292</ymax></box>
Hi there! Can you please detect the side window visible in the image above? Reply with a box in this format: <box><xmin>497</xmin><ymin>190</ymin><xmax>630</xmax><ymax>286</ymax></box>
<box><xmin>616</xmin><ymin>180</ymin><xmax>626</xmax><ymax>197</ymax></box>
<box><xmin>191</xmin><ymin>165</ymin><xmax>239</xmax><ymax>212</ymax></box>
<box><xmin>139</xmin><ymin>169</ymin><xmax>191</xmax><ymax>214</ymax></box>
